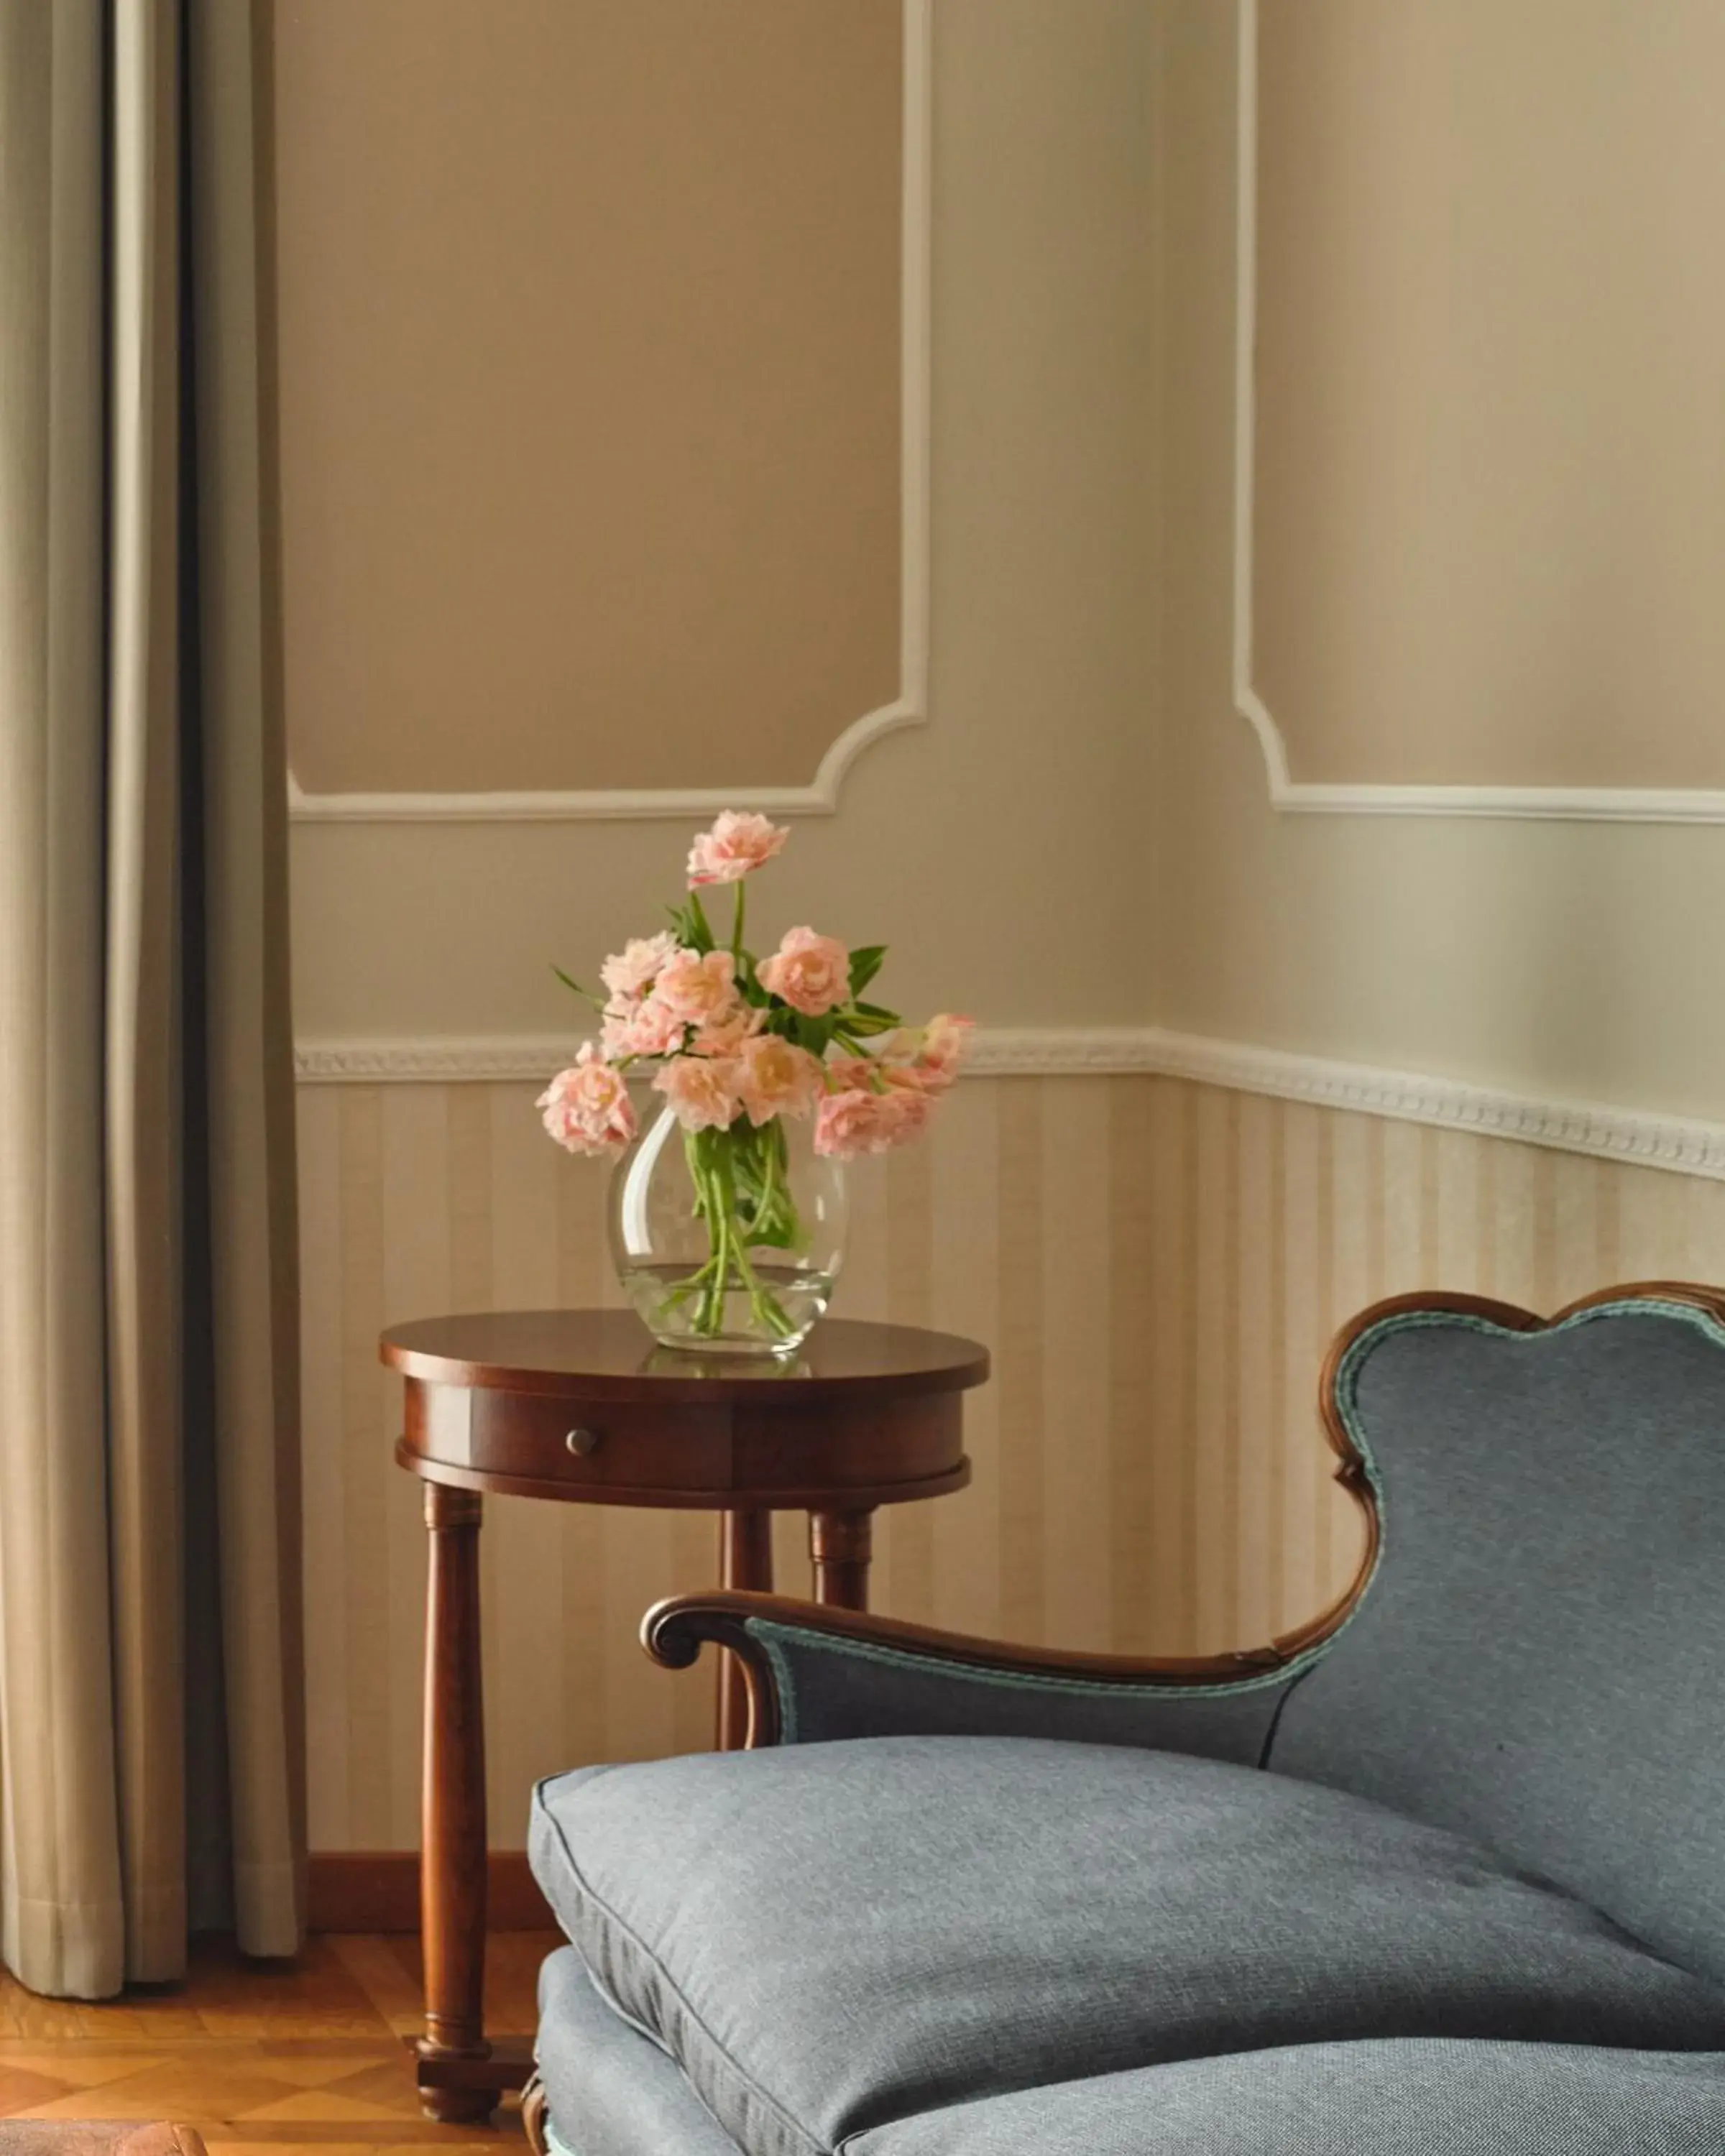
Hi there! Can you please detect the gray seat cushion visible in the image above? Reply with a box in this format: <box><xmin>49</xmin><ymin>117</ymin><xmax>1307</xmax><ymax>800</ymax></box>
<box><xmin>844</xmin><ymin>2040</ymin><xmax>1725</xmax><ymax>2156</ymax></box>
<box><xmin>536</xmin><ymin>1945</ymin><xmax>740</xmax><ymax>2156</ymax></box>
<box><xmin>531</xmin><ymin>1949</ymin><xmax>1725</xmax><ymax>2156</ymax></box>
<box><xmin>528</xmin><ymin>1736</ymin><xmax>1725</xmax><ymax>2156</ymax></box>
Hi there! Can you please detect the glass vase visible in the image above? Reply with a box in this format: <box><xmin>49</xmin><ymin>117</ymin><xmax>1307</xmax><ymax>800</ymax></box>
<box><xmin>607</xmin><ymin>1102</ymin><xmax>848</xmax><ymax>1355</ymax></box>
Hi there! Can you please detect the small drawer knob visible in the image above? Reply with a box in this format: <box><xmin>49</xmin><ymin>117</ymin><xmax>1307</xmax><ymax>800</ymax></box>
<box><xmin>565</xmin><ymin>1427</ymin><xmax>601</xmax><ymax>1457</ymax></box>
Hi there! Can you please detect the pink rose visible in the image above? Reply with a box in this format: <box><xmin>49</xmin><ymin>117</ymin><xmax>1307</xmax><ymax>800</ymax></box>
<box><xmin>604</xmin><ymin>993</ymin><xmax>684</xmax><ymax>1060</ymax></box>
<box><xmin>538</xmin><ymin>1044</ymin><xmax>637</xmax><ymax>1156</ymax></box>
<box><xmin>654</xmin><ymin>947</ymin><xmax>741</xmax><ymax>1028</ymax></box>
<box><xmin>814</xmin><ymin>1083</ymin><xmax>933</xmax><ymax>1160</ymax></box>
<box><xmin>825</xmin><ymin>1050</ymin><xmax>935</xmax><ymax>1098</ymax></box>
<box><xmin>600</xmin><ymin>931</ymin><xmax>678</xmax><ymax>1003</ymax></box>
<box><xmin>653</xmin><ymin>1054</ymin><xmax>740</xmax><ymax>1133</ymax></box>
<box><xmin>732</xmin><ymin>1034</ymin><xmax>822</xmax><ymax>1126</ymax></box>
<box><xmin>853</xmin><ymin>1045</ymin><xmax>931</xmax><ymax>1094</ymax></box>
<box><xmin>693</xmin><ymin>1002</ymin><xmax>763</xmax><ymax>1057</ymax></box>
<box><xmin>686</xmin><ymin>811</ymin><xmax>788</xmax><ymax>888</ymax></box>
<box><xmin>828</xmin><ymin>1049</ymin><xmax>944</xmax><ymax>1097</ymax></box>
<box><xmin>758</xmin><ymin>926</ymin><xmax>851</xmax><ymax>1018</ymax></box>
<box><xmin>825</xmin><ymin>1054</ymin><xmax>882</xmax><ymax>1090</ymax></box>
<box><xmin>813</xmin><ymin>1089</ymin><xmax>878</xmax><ymax>1159</ymax></box>
<box><xmin>878</xmin><ymin>1013</ymin><xmax>975</xmax><ymax>1092</ymax></box>
<box><xmin>919</xmin><ymin>1013</ymin><xmax>975</xmax><ymax>1081</ymax></box>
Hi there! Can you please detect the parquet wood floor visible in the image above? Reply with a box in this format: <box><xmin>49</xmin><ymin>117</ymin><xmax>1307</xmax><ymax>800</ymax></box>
<box><xmin>0</xmin><ymin>1934</ymin><xmax>556</xmax><ymax>2156</ymax></box>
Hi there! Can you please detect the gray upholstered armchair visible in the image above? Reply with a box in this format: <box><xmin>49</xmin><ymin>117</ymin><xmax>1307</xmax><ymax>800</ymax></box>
<box><xmin>523</xmin><ymin>1285</ymin><xmax>1725</xmax><ymax>2155</ymax></box>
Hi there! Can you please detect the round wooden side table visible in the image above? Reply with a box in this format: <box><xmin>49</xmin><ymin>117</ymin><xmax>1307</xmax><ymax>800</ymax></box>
<box><xmin>382</xmin><ymin>1309</ymin><xmax>990</xmax><ymax>2122</ymax></box>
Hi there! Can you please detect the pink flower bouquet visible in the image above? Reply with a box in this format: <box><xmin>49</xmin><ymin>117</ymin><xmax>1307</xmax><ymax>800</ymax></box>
<box><xmin>540</xmin><ymin>812</ymin><xmax>971</xmax><ymax>1350</ymax></box>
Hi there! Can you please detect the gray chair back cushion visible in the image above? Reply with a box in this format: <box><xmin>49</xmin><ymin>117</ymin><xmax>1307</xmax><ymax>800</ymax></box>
<box><xmin>1271</xmin><ymin>1296</ymin><xmax>1725</xmax><ymax>1984</ymax></box>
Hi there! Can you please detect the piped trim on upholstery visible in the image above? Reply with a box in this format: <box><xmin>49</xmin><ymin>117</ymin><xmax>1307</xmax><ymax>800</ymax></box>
<box><xmin>1321</xmin><ymin>1293</ymin><xmax>1725</xmax><ymax>1707</ymax></box>
<box><xmin>748</xmin><ymin>1619</ymin><xmax>1328</xmax><ymax>1746</ymax></box>
<box><xmin>1330</xmin><ymin>1296</ymin><xmax>1725</xmax><ymax>1491</ymax></box>
<box><xmin>1336</xmin><ymin>1294</ymin><xmax>1725</xmax><ymax>1375</ymax></box>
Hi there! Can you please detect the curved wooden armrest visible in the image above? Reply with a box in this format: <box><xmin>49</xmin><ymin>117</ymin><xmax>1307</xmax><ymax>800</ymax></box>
<box><xmin>643</xmin><ymin>1590</ymin><xmax>1318</xmax><ymax>1749</ymax></box>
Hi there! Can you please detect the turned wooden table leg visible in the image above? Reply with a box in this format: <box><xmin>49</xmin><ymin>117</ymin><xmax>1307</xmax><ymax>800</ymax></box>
<box><xmin>417</xmin><ymin>1481</ymin><xmax>495</xmax><ymax>2122</ymax></box>
<box><xmin>809</xmin><ymin>1508</ymin><xmax>875</xmax><ymax>1611</ymax></box>
<box><xmin>717</xmin><ymin>1509</ymin><xmax>773</xmax><ymax>1750</ymax></box>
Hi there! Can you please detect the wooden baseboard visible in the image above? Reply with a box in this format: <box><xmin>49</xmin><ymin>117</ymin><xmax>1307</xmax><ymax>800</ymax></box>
<box><xmin>308</xmin><ymin>1851</ymin><xmax>554</xmax><ymax>1933</ymax></box>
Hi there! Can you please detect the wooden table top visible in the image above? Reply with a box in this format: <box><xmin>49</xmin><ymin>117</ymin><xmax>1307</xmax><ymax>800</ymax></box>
<box><xmin>380</xmin><ymin>1309</ymin><xmax>990</xmax><ymax>1405</ymax></box>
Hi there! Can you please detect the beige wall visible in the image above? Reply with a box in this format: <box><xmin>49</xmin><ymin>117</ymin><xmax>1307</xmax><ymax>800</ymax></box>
<box><xmin>298</xmin><ymin>1068</ymin><xmax>1723</xmax><ymax>1849</ymax></box>
<box><xmin>1154</xmin><ymin>0</ymin><xmax>1725</xmax><ymax>1122</ymax></box>
<box><xmin>285</xmin><ymin>0</ymin><xmax>1159</xmax><ymax>1042</ymax></box>
<box><xmin>273</xmin><ymin>0</ymin><xmax>903</xmax><ymax>799</ymax></box>
<box><xmin>1254</xmin><ymin>1</ymin><xmax>1725</xmax><ymax>791</ymax></box>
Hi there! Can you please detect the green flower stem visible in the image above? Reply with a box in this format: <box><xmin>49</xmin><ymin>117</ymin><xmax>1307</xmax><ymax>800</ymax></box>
<box><xmin>711</xmin><ymin>1143</ymin><xmax>763</xmax><ymax>1332</ymax></box>
<box><xmin>726</xmin><ymin>1213</ymin><xmax>796</xmax><ymax>1339</ymax></box>
<box><xmin>754</xmin><ymin>1122</ymin><xmax>781</xmax><ymax>1234</ymax></box>
<box><xmin>699</xmin><ymin>1153</ymin><xmax>732</xmax><ymax>1335</ymax></box>
<box><xmin>657</xmin><ymin>1123</ymin><xmax>804</xmax><ymax>1340</ymax></box>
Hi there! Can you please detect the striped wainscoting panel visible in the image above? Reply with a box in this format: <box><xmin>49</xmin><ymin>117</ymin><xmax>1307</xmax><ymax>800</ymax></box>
<box><xmin>297</xmin><ymin>1072</ymin><xmax>1725</xmax><ymax>1851</ymax></box>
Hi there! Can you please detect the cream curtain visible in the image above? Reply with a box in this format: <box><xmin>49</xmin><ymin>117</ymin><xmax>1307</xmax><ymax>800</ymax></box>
<box><xmin>0</xmin><ymin>0</ymin><xmax>304</xmax><ymax>1995</ymax></box>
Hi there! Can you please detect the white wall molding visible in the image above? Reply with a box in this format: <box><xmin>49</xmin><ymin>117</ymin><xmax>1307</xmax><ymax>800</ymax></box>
<box><xmin>293</xmin><ymin>1026</ymin><xmax>1725</xmax><ymax>1182</ymax></box>
<box><xmin>1231</xmin><ymin>0</ymin><xmax>1725</xmax><ymax>827</ymax></box>
<box><xmin>1143</xmin><ymin>1031</ymin><xmax>1725</xmax><ymax>1181</ymax></box>
<box><xmin>290</xmin><ymin>1030</ymin><xmax>1167</xmax><ymax>1087</ymax></box>
<box><xmin>287</xmin><ymin>0</ymin><xmax>932</xmax><ymax>827</ymax></box>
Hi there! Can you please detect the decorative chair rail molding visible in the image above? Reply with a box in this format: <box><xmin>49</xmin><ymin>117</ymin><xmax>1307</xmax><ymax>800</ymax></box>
<box><xmin>1146</xmin><ymin>1031</ymin><xmax>1725</xmax><ymax>1183</ymax></box>
<box><xmin>293</xmin><ymin>1026</ymin><xmax>1725</xmax><ymax>1183</ymax></box>
<box><xmin>290</xmin><ymin>1031</ymin><xmax>1165</xmax><ymax>1087</ymax></box>
<box><xmin>1231</xmin><ymin>0</ymin><xmax>1725</xmax><ymax>827</ymax></box>
<box><xmin>287</xmin><ymin>0</ymin><xmax>932</xmax><ymax>827</ymax></box>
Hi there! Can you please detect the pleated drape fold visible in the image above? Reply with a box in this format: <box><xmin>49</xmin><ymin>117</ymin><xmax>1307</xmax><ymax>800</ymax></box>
<box><xmin>0</xmin><ymin>0</ymin><xmax>305</xmax><ymax>1997</ymax></box>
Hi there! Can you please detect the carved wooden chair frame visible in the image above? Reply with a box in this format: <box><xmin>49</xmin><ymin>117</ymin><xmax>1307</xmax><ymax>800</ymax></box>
<box><xmin>643</xmin><ymin>1281</ymin><xmax>1725</xmax><ymax>1743</ymax></box>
